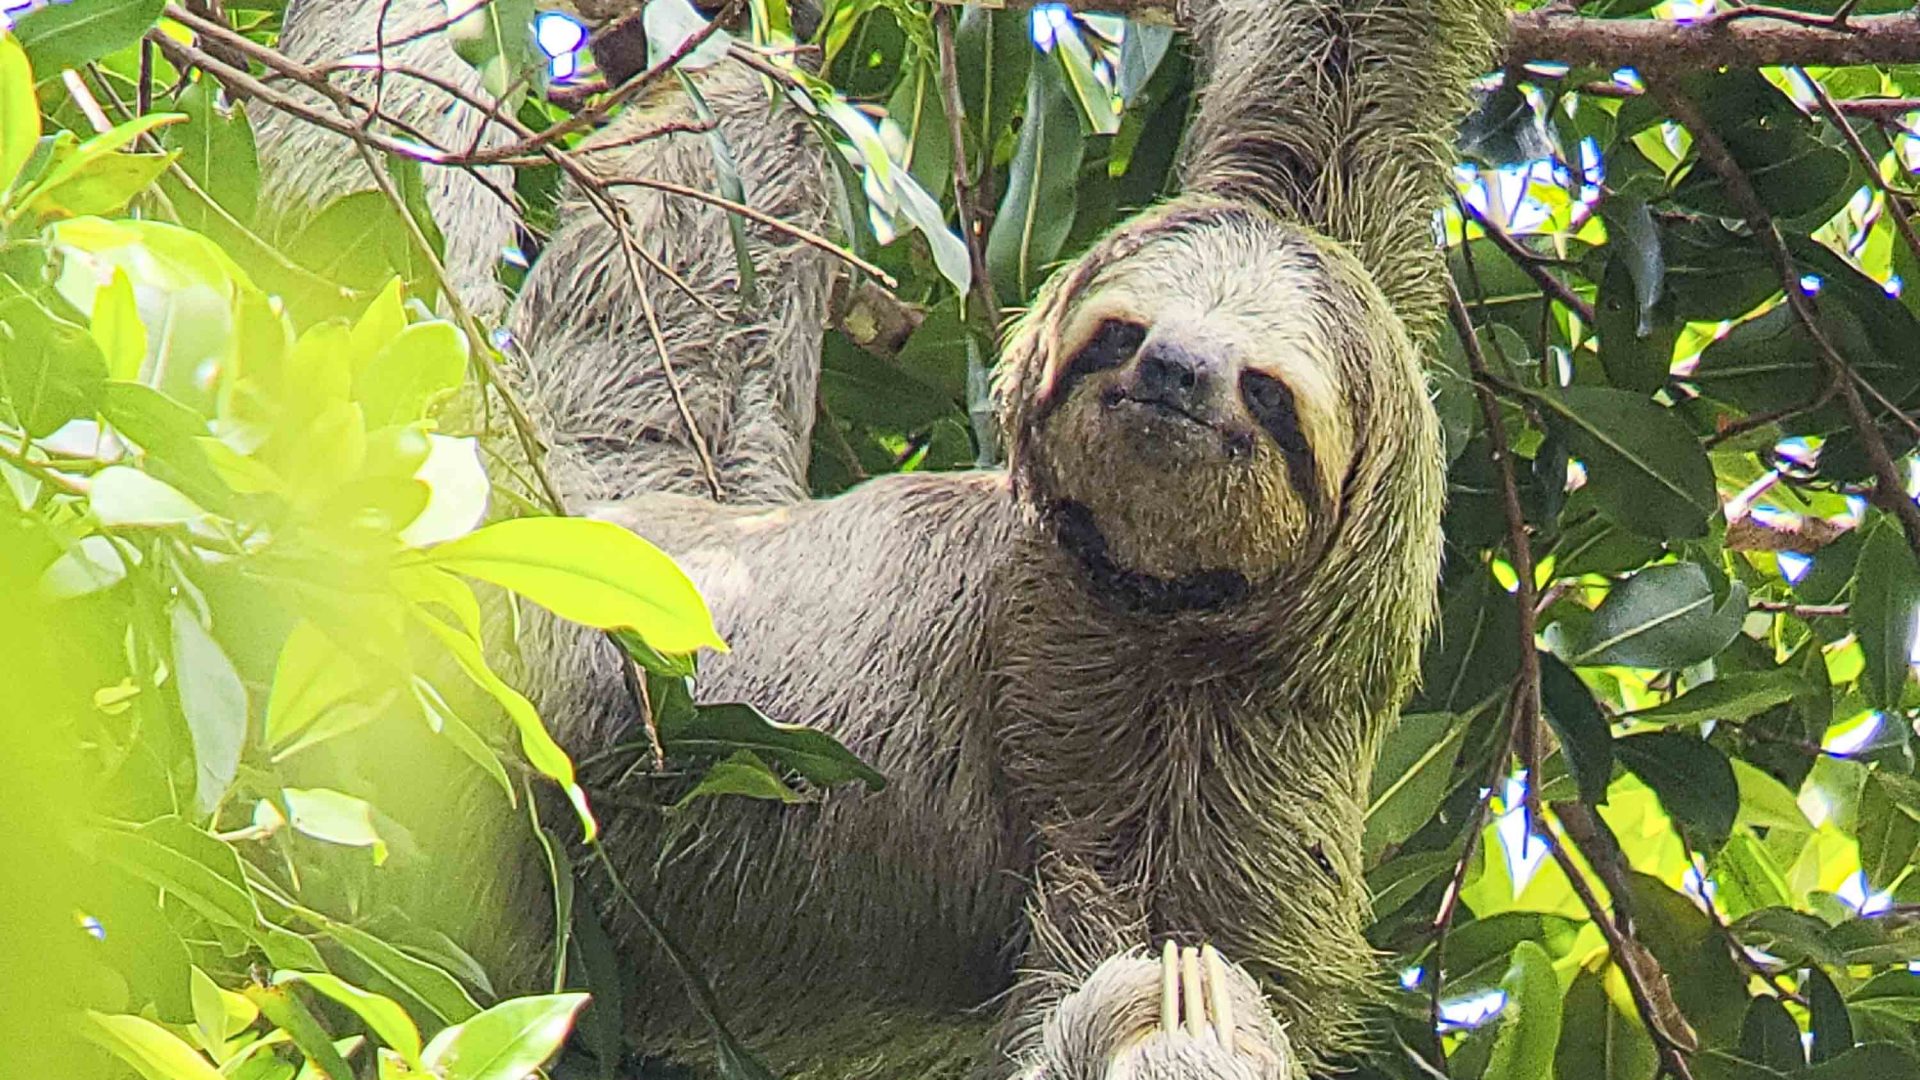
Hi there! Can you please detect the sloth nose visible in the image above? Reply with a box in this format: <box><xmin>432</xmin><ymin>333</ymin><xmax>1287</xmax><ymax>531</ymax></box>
<box><xmin>1134</xmin><ymin>341</ymin><xmax>1213</xmax><ymax>409</ymax></box>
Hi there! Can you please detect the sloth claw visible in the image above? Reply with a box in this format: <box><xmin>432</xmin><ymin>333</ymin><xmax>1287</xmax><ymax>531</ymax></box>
<box><xmin>1158</xmin><ymin>941</ymin><xmax>1235</xmax><ymax>1046</ymax></box>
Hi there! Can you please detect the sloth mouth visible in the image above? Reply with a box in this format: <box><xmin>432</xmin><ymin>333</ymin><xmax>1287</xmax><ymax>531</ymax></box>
<box><xmin>1105</xmin><ymin>388</ymin><xmax>1214</xmax><ymax>429</ymax></box>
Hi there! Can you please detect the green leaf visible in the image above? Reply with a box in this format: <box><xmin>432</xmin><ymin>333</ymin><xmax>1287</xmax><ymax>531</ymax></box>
<box><xmin>1555</xmin><ymin>969</ymin><xmax>1658</xmax><ymax>1080</ymax></box>
<box><xmin>1538</xmin><ymin>652</ymin><xmax>1614</xmax><ymax>806</ymax></box>
<box><xmin>288</xmin><ymin>190</ymin><xmax>413</xmax><ymax>292</ymax></box>
<box><xmin>407</xmin><ymin>516</ymin><xmax>724</xmax><ymax>655</ymax></box>
<box><xmin>91</xmin><ymin>466</ymin><xmax>207</xmax><ymax>527</ymax></box>
<box><xmin>987</xmin><ymin>52</ymin><xmax>1085</xmax><ymax>304</ymax></box>
<box><xmin>353</xmin><ymin>321</ymin><xmax>468</xmax><ymax>428</ymax></box>
<box><xmin>1807</xmin><ymin>1043</ymin><xmax>1920</xmax><ymax>1080</ymax></box>
<box><xmin>274</xmin><ymin>971</ymin><xmax>422</xmax><ymax>1069</ymax></box>
<box><xmin>674</xmin><ymin>749</ymin><xmax>809</xmax><ymax>809</ymax></box>
<box><xmin>189</xmin><ymin>966</ymin><xmax>257</xmax><ymax>1057</ymax></box>
<box><xmin>264</xmin><ymin>621</ymin><xmax>365</xmax><ymax>751</ymax></box>
<box><xmin>0</xmin><ymin>296</ymin><xmax>108</xmax><ymax>437</ymax></box>
<box><xmin>894</xmin><ymin>168</ymin><xmax>973</xmax><ymax>298</ymax></box>
<box><xmin>91</xmin><ymin>268</ymin><xmax>148</xmax><ymax>381</ymax></box>
<box><xmin>1414</xmin><ymin>563</ymin><xmax>1522</xmax><ymax>713</ymax></box>
<box><xmin>10</xmin><ymin>0</ymin><xmax>164</xmax><ymax>73</ymax></box>
<box><xmin>1569</xmin><ymin>562</ymin><xmax>1747</xmax><ymax>670</ymax></box>
<box><xmin>448</xmin><ymin>0</ymin><xmax>540</xmax><ymax>97</ymax></box>
<box><xmin>309</xmin><ymin>924</ymin><xmax>476</xmax><ymax>1029</ymax></box>
<box><xmin>1620</xmin><ymin>671</ymin><xmax>1803</xmax><ymax>728</ymax></box>
<box><xmin>1536</xmin><ymin>387</ymin><xmax>1718</xmax><ymax>539</ymax></box>
<box><xmin>27</xmin><ymin>150</ymin><xmax>174</xmax><ymax>218</ymax></box>
<box><xmin>1597</xmin><ymin>254</ymin><xmax>1677</xmax><ymax>395</ymax></box>
<box><xmin>1482</xmin><ymin>940</ymin><xmax>1562</xmax><ymax>1080</ymax></box>
<box><xmin>413</xmin><ymin>677</ymin><xmax>515</xmax><ymax>802</ymax></box>
<box><xmin>81</xmin><ymin>1010</ymin><xmax>224</xmax><ymax>1080</ymax></box>
<box><xmin>414</xmin><ymin>610</ymin><xmax>596</xmax><ymax>842</ymax></box>
<box><xmin>275</xmin><ymin>788</ymin><xmax>388</xmax><ymax>865</ymax></box>
<box><xmin>1738</xmin><ymin>994</ymin><xmax>1806</xmax><ymax>1073</ymax></box>
<box><xmin>1857</xmin><ymin>773</ymin><xmax>1920</xmax><ymax>893</ymax></box>
<box><xmin>1615</xmin><ymin>731</ymin><xmax>1739</xmax><ymax>847</ymax></box>
<box><xmin>1364</xmin><ymin>711</ymin><xmax>1467</xmax><ymax>860</ymax></box>
<box><xmin>159</xmin><ymin>74</ymin><xmax>260</xmax><ymax>230</ymax></box>
<box><xmin>171</xmin><ymin>600</ymin><xmax>247</xmax><ymax>816</ymax></box>
<box><xmin>242</xmin><ymin>983</ymin><xmax>354</xmax><ymax>1080</ymax></box>
<box><xmin>0</xmin><ymin>34</ymin><xmax>39</xmax><ymax>199</ymax></box>
<box><xmin>420</xmin><ymin>993</ymin><xmax>589</xmax><ymax>1080</ymax></box>
<box><xmin>1732</xmin><ymin>758</ymin><xmax>1811</xmax><ymax>832</ymax></box>
<box><xmin>1851</xmin><ymin>522</ymin><xmax>1920</xmax><ymax>711</ymax></box>
<box><xmin>660</xmin><ymin>701</ymin><xmax>886</xmax><ymax>792</ymax></box>
<box><xmin>1808</xmin><ymin>966</ymin><xmax>1855</xmax><ymax>1065</ymax></box>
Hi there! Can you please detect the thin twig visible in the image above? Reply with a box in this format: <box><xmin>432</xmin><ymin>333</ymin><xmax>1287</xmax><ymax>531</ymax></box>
<box><xmin>1542</xmin><ymin>800</ymin><xmax>1700</xmax><ymax>1079</ymax></box>
<box><xmin>1462</xmin><ymin>201</ymin><xmax>1597</xmax><ymax>325</ymax></box>
<box><xmin>933</xmin><ymin>5</ymin><xmax>1002</xmax><ymax>342</ymax></box>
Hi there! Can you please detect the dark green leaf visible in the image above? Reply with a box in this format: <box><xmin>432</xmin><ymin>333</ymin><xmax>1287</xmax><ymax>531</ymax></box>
<box><xmin>1538</xmin><ymin>652</ymin><xmax>1614</xmax><ymax>805</ymax></box>
<box><xmin>673</xmin><ymin>749</ymin><xmax>808</xmax><ymax>809</ymax></box>
<box><xmin>1858</xmin><ymin>773</ymin><xmax>1920</xmax><ymax>895</ymax></box>
<box><xmin>158</xmin><ymin>74</ymin><xmax>258</xmax><ymax>230</ymax></box>
<box><xmin>659</xmin><ymin>702</ymin><xmax>885</xmax><ymax>792</ymax></box>
<box><xmin>1365</xmin><ymin>712</ymin><xmax>1468</xmax><ymax>860</ymax></box>
<box><xmin>1538</xmin><ymin>387</ymin><xmax>1718</xmax><ymax>539</ymax></box>
<box><xmin>1738</xmin><ymin>994</ymin><xmax>1806</xmax><ymax>1074</ymax></box>
<box><xmin>987</xmin><ymin>53</ymin><xmax>1085</xmax><ymax>304</ymax></box>
<box><xmin>1597</xmin><ymin>254</ymin><xmax>1678</xmax><ymax>395</ymax></box>
<box><xmin>1619</xmin><ymin>671</ymin><xmax>1804</xmax><ymax>728</ymax></box>
<box><xmin>1807</xmin><ymin>1043</ymin><xmax>1920</xmax><ymax>1080</ymax></box>
<box><xmin>1809</xmin><ymin>967</ymin><xmax>1855</xmax><ymax>1065</ymax></box>
<box><xmin>1414</xmin><ymin>563</ymin><xmax>1521</xmax><ymax>714</ymax></box>
<box><xmin>1482</xmin><ymin>940</ymin><xmax>1562</xmax><ymax>1080</ymax></box>
<box><xmin>1851</xmin><ymin>523</ymin><xmax>1920</xmax><ymax>711</ymax></box>
<box><xmin>1569</xmin><ymin>562</ymin><xmax>1747</xmax><ymax>670</ymax></box>
<box><xmin>1555</xmin><ymin>969</ymin><xmax>1659</xmax><ymax>1080</ymax></box>
<box><xmin>1615</xmin><ymin>731</ymin><xmax>1739</xmax><ymax>847</ymax></box>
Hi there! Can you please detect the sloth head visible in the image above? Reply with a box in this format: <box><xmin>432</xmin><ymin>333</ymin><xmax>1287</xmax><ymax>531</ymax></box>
<box><xmin>999</xmin><ymin>201</ymin><xmax>1438</xmax><ymax>611</ymax></box>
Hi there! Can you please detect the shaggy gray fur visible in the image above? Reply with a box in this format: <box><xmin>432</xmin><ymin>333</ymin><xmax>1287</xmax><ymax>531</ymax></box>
<box><xmin>251</xmin><ymin>0</ymin><xmax>519</xmax><ymax>322</ymax></box>
<box><xmin>254</xmin><ymin>0</ymin><xmax>1505</xmax><ymax>1076</ymax></box>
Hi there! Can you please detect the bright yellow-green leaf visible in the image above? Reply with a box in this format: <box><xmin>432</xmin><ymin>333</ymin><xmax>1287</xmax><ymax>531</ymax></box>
<box><xmin>355</xmin><ymin>321</ymin><xmax>468</xmax><ymax>428</ymax></box>
<box><xmin>420</xmin><ymin>993</ymin><xmax>589</xmax><ymax>1080</ymax></box>
<box><xmin>26</xmin><ymin>150</ymin><xmax>176</xmax><ymax>219</ymax></box>
<box><xmin>405</xmin><ymin>517</ymin><xmax>724</xmax><ymax>654</ymax></box>
<box><xmin>278</xmin><ymin>788</ymin><xmax>389</xmax><ymax>864</ymax></box>
<box><xmin>90</xmin><ymin>466</ymin><xmax>207</xmax><ymax>527</ymax></box>
<box><xmin>274</xmin><ymin>970</ymin><xmax>422</xmax><ymax>1068</ymax></box>
<box><xmin>91</xmin><ymin>268</ymin><xmax>148</xmax><ymax>382</ymax></box>
<box><xmin>81</xmin><ymin>1010</ymin><xmax>225</xmax><ymax>1080</ymax></box>
<box><xmin>264</xmin><ymin>620</ymin><xmax>366</xmax><ymax>750</ymax></box>
<box><xmin>348</xmin><ymin>277</ymin><xmax>409</xmax><ymax>370</ymax></box>
<box><xmin>1733</xmin><ymin>758</ymin><xmax>1812</xmax><ymax>832</ymax></box>
<box><xmin>189</xmin><ymin>966</ymin><xmax>256</xmax><ymax>1061</ymax></box>
<box><xmin>0</xmin><ymin>35</ymin><xmax>39</xmax><ymax>201</ymax></box>
<box><xmin>415</xmin><ymin>609</ymin><xmax>597</xmax><ymax>841</ymax></box>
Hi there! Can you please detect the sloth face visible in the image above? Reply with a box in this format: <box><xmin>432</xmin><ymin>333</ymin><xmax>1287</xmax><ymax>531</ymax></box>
<box><xmin>1004</xmin><ymin>209</ymin><xmax>1403</xmax><ymax>594</ymax></box>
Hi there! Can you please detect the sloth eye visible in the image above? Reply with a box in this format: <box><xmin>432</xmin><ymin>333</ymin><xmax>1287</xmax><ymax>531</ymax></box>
<box><xmin>1239</xmin><ymin>371</ymin><xmax>1309</xmax><ymax>454</ymax></box>
<box><xmin>1066</xmin><ymin>319</ymin><xmax>1148</xmax><ymax>378</ymax></box>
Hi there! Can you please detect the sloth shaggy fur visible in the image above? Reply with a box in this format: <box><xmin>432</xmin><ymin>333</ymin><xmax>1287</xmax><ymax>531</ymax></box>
<box><xmin>256</xmin><ymin>0</ymin><xmax>1505</xmax><ymax>1076</ymax></box>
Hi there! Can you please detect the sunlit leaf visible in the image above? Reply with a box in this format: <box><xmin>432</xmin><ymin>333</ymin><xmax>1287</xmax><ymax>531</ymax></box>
<box><xmin>0</xmin><ymin>34</ymin><xmax>41</xmax><ymax>200</ymax></box>
<box><xmin>407</xmin><ymin>516</ymin><xmax>724</xmax><ymax>655</ymax></box>
<box><xmin>10</xmin><ymin>0</ymin><xmax>165</xmax><ymax>73</ymax></box>
<box><xmin>278</xmin><ymin>788</ymin><xmax>388</xmax><ymax>865</ymax></box>
<box><xmin>274</xmin><ymin>971</ymin><xmax>421</xmax><ymax>1068</ymax></box>
<box><xmin>1482</xmin><ymin>940</ymin><xmax>1562</xmax><ymax>1080</ymax></box>
<box><xmin>170</xmin><ymin>601</ymin><xmax>247</xmax><ymax>816</ymax></box>
<box><xmin>1851</xmin><ymin>523</ymin><xmax>1920</xmax><ymax>711</ymax></box>
<box><xmin>674</xmin><ymin>749</ymin><xmax>808</xmax><ymax>809</ymax></box>
<box><xmin>81</xmin><ymin>1010</ymin><xmax>224</xmax><ymax>1080</ymax></box>
<box><xmin>420</xmin><ymin>993</ymin><xmax>588</xmax><ymax>1080</ymax></box>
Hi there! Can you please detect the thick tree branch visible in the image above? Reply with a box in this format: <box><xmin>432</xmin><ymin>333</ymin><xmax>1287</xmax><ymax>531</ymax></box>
<box><xmin>928</xmin><ymin>2</ymin><xmax>1920</xmax><ymax>69</ymax></box>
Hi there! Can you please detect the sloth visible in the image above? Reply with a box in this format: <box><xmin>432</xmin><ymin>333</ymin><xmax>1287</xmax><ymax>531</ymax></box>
<box><xmin>251</xmin><ymin>0</ymin><xmax>1506</xmax><ymax>1077</ymax></box>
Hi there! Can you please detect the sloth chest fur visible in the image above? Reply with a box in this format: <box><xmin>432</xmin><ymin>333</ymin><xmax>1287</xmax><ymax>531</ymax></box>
<box><xmin>607</xmin><ymin>472</ymin><xmax>1371</xmax><ymax>995</ymax></box>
